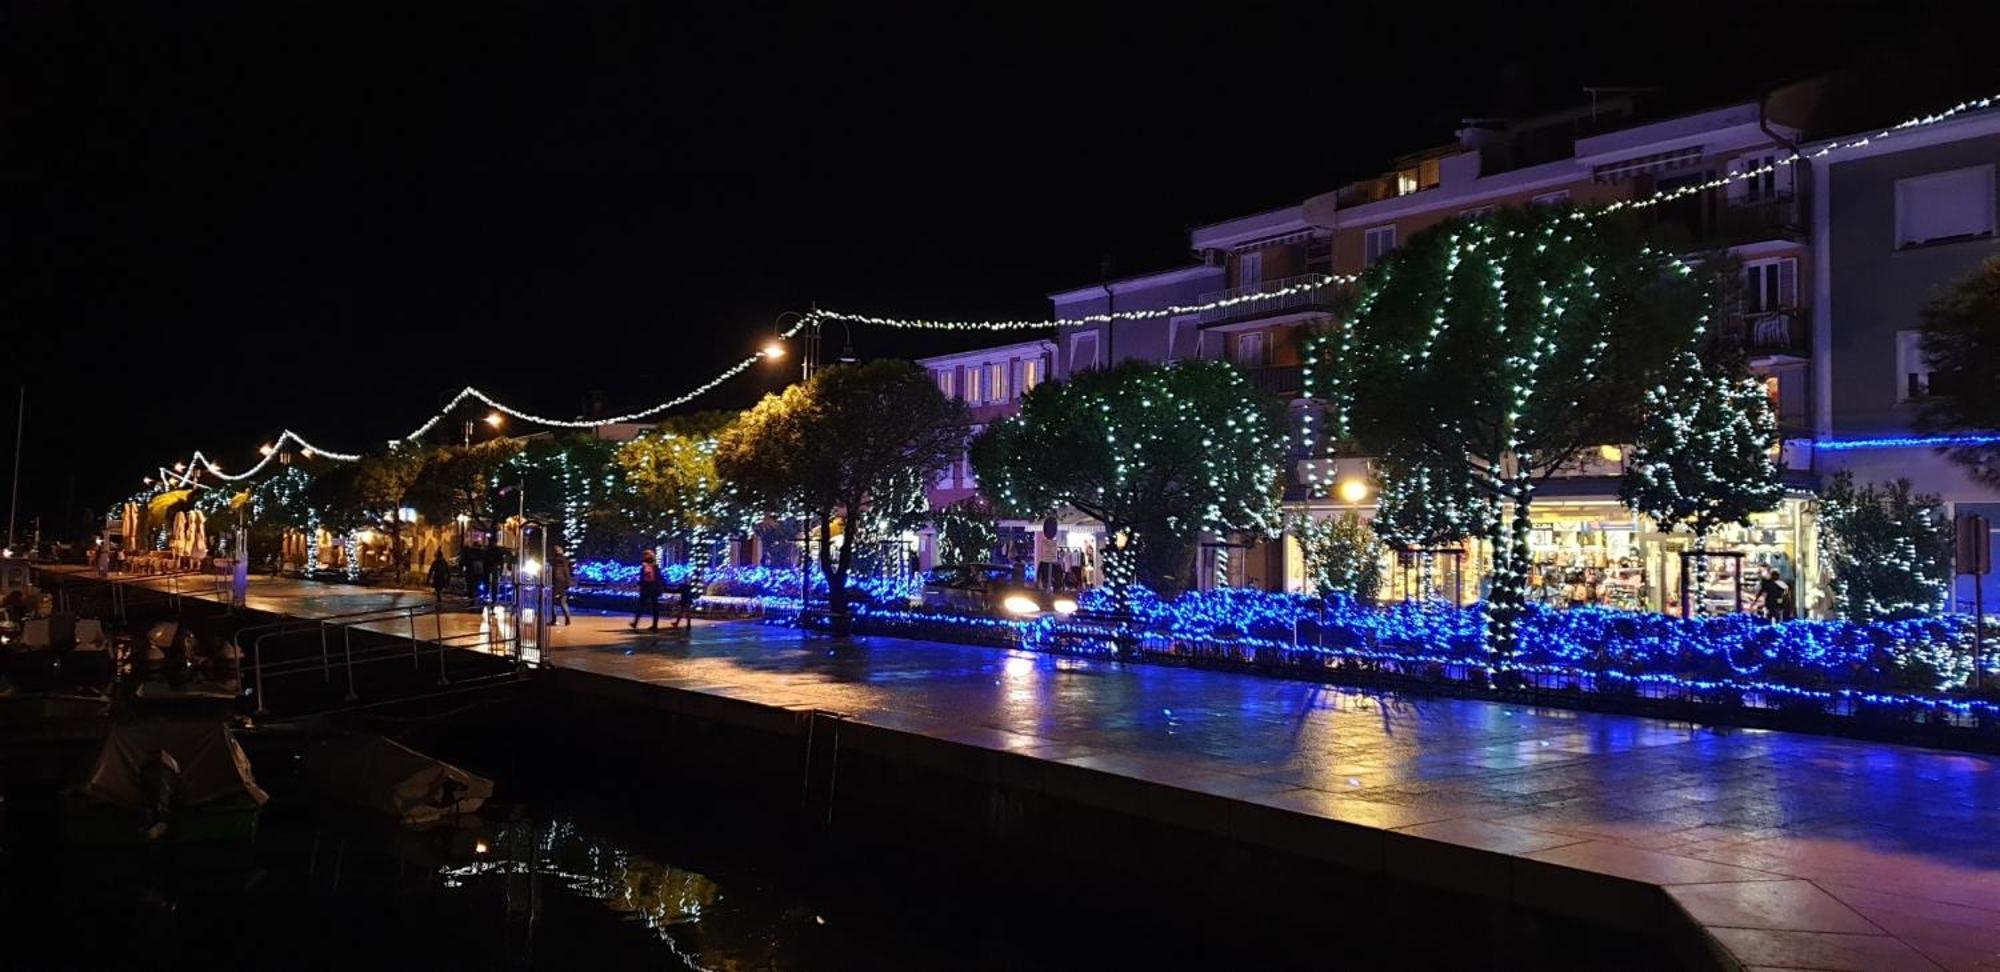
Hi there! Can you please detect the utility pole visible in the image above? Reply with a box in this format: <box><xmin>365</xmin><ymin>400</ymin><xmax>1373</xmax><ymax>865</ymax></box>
<box><xmin>7</xmin><ymin>385</ymin><xmax>23</xmax><ymax>551</ymax></box>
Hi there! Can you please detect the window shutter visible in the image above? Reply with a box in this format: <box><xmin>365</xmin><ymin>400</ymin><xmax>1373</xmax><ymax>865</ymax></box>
<box><xmin>1777</xmin><ymin>259</ymin><xmax>1797</xmax><ymax>308</ymax></box>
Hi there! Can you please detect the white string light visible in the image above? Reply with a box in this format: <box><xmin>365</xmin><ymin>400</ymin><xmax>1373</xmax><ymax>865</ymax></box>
<box><xmin>136</xmin><ymin>90</ymin><xmax>1998</xmax><ymax>486</ymax></box>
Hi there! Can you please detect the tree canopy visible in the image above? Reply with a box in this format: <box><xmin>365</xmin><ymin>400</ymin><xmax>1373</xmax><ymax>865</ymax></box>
<box><xmin>970</xmin><ymin>359</ymin><xmax>1285</xmax><ymax>599</ymax></box>
<box><xmin>1915</xmin><ymin>255</ymin><xmax>2000</xmax><ymax>485</ymax></box>
<box><xmin>717</xmin><ymin>360</ymin><xmax>967</xmax><ymax>632</ymax></box>
<box><xmin>1620</xmin><ymin>350</ymin><xmax>1783</xmax><ymax>544</ymax></box>
<box><xmin>1320</xmin><ymin>205</ymin><xmax>1718</xmax><ymax>651</ymax></box>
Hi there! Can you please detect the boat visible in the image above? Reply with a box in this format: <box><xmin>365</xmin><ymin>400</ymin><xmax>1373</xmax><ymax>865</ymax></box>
<box><xmin>299</xmin><ymin>733</ymin><xmax>494</xmax><ymax>826</ymax></box>
<box><xmin>64</xmin><ymin>717</ymin><xmax>269</xmax><ymax>845</ymax></box>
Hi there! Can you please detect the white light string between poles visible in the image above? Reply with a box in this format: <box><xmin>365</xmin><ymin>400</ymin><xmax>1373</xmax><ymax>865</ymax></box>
<box><xmin>144</xmin><ymin>89</ymin><xmax>1998</xmax><ymax>483</ymax></box>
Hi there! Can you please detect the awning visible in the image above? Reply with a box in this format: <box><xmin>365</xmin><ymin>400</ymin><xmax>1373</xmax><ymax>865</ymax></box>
<box><xmin>1592</xmin><ymin>145</ymin><xmax>1705</xmax><ymax>183</ymax></box>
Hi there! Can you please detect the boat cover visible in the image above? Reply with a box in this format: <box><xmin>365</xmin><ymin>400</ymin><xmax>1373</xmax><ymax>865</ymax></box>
<box><xmin>302</xmin><ymin>734</ymin><xmax>494</xmax><ymax>825</ymax></box>
<box><xmin>83</xmin><ymin>718</ymin><xmax>269</xmax><ymax>812</ymax></box>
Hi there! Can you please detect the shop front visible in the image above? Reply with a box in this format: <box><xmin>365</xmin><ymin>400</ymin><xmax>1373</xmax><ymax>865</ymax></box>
<box><xmin>1288</xmin><ymin>494</ymin><xmax>1818</xmax><ymax>617</ymax></box>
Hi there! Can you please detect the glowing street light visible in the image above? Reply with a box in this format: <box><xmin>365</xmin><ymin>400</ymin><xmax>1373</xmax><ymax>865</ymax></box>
<box><xmin>1338</xmin><ymin>479</ymin><xmax>1371</xmax><ymax>505</ymax></box>
<box><xmin>484</xmin><ymin>412</ymin><xmax>505</xmax><ymax>429</ymax></box>
<box><xmin>761</xmin><ymin>339</ymin><xmax>786</xmax><ymax>360</ymax></box>
<box><xmin>259</xmin><ymin>443</ymin><xmax>276</xmax><ymax>457</ymax></box>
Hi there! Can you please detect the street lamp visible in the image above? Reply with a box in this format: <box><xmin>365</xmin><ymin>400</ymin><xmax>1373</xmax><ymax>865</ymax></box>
<box><xmin>484</xmin><ymin>411</ymin><xmax>505</xmax><ymax>429</ymax></box>
<box><xmin>770</xmin><ymin>310</ymin><xmax>856</xmax><ymax>383</ymax></box>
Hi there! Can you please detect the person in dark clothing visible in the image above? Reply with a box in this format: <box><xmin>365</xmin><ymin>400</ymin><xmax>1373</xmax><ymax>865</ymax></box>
<box><xmin>428</xmin><ymin>552</ymin><xmax>451</xmax><ymax>603</ymax></box>
<box><xmin>1756</xmin><ymin>567</ymin><xmax>1790</xmax><ymax>622</ymax></box>
<box><xmin>631</xmin><ymin>549</ymin><xmax>664</xmax><ymax>630</ymax></box>
<box><xmin>457</xmin><ymin>545</ymin><xmax>476</xmax><ymax>600</ymax></box>
<box><xmin>550</xmin><ymin>546</ymin><xmax>573</xmax><ymax>626</ymax></box>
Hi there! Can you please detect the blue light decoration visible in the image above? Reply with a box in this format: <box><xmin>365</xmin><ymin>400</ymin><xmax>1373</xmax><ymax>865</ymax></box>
<box><xmin>763</xmin><ymin>583</ymin><xmax>2000</xmax><ymax>724</ymax></box>
<box><xmin>1814</xmin><ymin>433</ymin><xmax>2000</xmax><ymax>452</ymax></box>
<box><xmin>567</xmin><ymin>558</ymin><xmax>922</xmax><ymax>609</ymax></box>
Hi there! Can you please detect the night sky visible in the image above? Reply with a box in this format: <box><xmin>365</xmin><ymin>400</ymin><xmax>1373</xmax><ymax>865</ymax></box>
<box><xmin>0</xmin><ymin>1</ymin><xmax>1985</xmax><ymax>538</ymax></box>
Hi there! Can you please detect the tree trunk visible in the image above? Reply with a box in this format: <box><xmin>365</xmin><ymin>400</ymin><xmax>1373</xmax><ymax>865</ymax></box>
<box><xmin>1691</xmin><ymin>530</ymin><xmax>1710</xmax><ymax>618</ymax></box>
<box><xmin>818</xmin><ymin>509</ymin><xmax>854</xmax><ymax>639</ymax></box>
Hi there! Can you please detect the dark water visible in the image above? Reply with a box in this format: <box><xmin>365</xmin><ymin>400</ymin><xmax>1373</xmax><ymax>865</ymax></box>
<box><xmin>3</xmin><ymin>695</ymin><xmax>1317</xmax><ymax>972</ymax></box>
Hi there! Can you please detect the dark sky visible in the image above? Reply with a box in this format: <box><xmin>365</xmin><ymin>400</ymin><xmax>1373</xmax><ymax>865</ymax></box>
<box><xmin>0</xmin><ymin>0</ymin><xmax>1987</xmax><ymax>537</ymax></box>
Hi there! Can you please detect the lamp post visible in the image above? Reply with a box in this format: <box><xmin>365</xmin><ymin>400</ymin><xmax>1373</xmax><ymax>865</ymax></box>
<box><xmin>766</xmin><ymin>311</ymin><xmax>855</xmax><ymax>383</ymax></box>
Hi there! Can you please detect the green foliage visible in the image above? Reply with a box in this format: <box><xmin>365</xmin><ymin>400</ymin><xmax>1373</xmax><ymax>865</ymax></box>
<box><xmin>1295</xmin><ymin>511</ymin><xmax>1383</xmax><ymax>601</ymax></box>
<box><xmin>509</xmin><ymin>433</ymin><xmax>624</xmax><ymax>555</ymax></box>
<box><xmin>933</xmin><ymin>499</ymin><xmax>999</xmax><ymax>567</ymax></box>
<box><xmin>1326</xmin><ymin>205</ymin><xmax>1717</xmax><ymax>651</ymax></box>
<box><xmin>1371</xmin><ymin>447</ymin><xmax>1491</xmax><ymax>551</ymax></box>
<box><xmin>405</xmin><ymin>440</ymin><xmax>523</xmax><ymax>535</ymax></box>
<box><xmin>1817</xmin><ymin>472</ymin><xmax>1951</xmax><ymax>621</ymax></box>
<box><xmin>1916</xmin><ymin>256</ymin><xmax>2000</xmax><ymax>485</ymax></box>
<box><xmin>970</xmin><ymin>359</ymin><xmax>1284</xmax><ymax>599</ymax></box>
<box><xmin>717</xmin><ymin>360</ymin><xmax>968</xmax><ymax>625</ymax></box>
<box><xmin>1621</xmin><ymin>351</ymin><xmax>1783</xmax><ymax>539</ymax></box>
<box><xmin>307</xmin><ymin>446</ymin><xmax>426</xmax><ymax>537</ymax></box>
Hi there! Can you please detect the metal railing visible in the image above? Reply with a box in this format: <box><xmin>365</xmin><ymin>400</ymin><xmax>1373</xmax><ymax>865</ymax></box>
<box><xmin>1236</xmin><ymin>363</ymin><xmax>1304</xmax><ymax>396</ymax></box>
<box><xmin>236</xmin><ymin>601</ymin><xmax>521</xmax><ymax>716</ymax></box>
<box><xmin>1195</xmin><ymin>273</ymin><xmax>1338</xmax><ymax>327</ymax></box>
<box><xmin>1733</xmin><ymin>306</ymin><xmax>1809</xmax><ymax>356</ymax></box>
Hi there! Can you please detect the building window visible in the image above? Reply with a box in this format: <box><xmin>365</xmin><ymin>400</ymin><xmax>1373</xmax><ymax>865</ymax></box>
<box><xmin>1238</xmin><ymin>250</ymin><xmax>1263</xmax><ymax>288</ymax></box>
<box><xmin>1394</xmin><ymin>158</ymin><xmax>1441</xmax><ymax>196</ymax></box>
<box><xmin>960</xmin><ymin>451</ymin><xmax>977</xmax><ymax>487</ymax></box>
<box><xmin>987</xmin><ymin>362</ymin><xmax>1009</xmax><ymax>403</ymax></box>
<box><xmin>964</xmin><ymin>365</ymin><xmax>982</xmax><ymax>403</ymax></box>
<box><xmin>1071</xmin><ymin>331</ymin><xmax>1099</xmax><ymax>371</ymax></box>
<box><xmin>1895</xmin><ymin>165</ymin><xmax>1996</xmax><ymax>248</ymax></box>
<box><xmin>1896</xmin><ymin>329</ymin><xmax>1934</xmax><ymax>402</ymax></box>
<box><xmin>1743</xmin><ymin>257</ymin><xmax>1797</xmax><ymax>313</ymax></box>
<box><xmin>1531</xmin><ymin>190</ymin><xmax>1570</xmax><ymax>207</ymax></box>
<box><xmin>935</xmin><ymin>369</ymin><xmax>953</xmax><ymax>399</ymax></box>
<box><xmin>1022</xmin><ymin>357</ymin><xmax>1042</xmax><ymax>392</ymax></box>
<box><xmin>1731</xmin><ymin>153</ymin><xmax>1784</xmax><ymax>203</ymax></box>
<box><xmin>1364</xmin><ymin>225</ymin><xmax>1396</xmax><ymax>268</ymax></box>
<box><xmin>935</xmin><ymin>458</ymin><xmax>955</xmax><ymax>489</ymax></box>
<box><xmin>1234</xmin><ymin>331</ymin><xmax>1268</xmax><ymax>366</ymax></box>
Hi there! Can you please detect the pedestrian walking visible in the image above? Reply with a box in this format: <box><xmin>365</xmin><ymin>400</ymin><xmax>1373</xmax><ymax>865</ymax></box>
<box><xmin>631</xmin><ymin>549</ymin><xmax>664</xmax><ymax>630</ymax></box>
<box><xmin>427</xmin><ymin>551</ymin><xmax>451</xmax><ymax>603</ymax></box>
<box><xmin>550</xmin><ymin>546</ymin><xmax>573</xmax><ymax>626</ymax></box>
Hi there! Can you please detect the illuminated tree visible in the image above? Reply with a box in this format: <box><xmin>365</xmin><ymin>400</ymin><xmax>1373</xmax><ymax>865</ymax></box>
<box><xmin>717</xmin><ymin>361</ymin><xmax>968</xmax><ymax>636</ymax></box>
<box><xmin>1621</xmin><ymin>351</ymin><xmax>1783</xmax><ymax>611</ymax></box>
<box><xmin>1293</xmin><ymin>511</ymin><xmax>1383</xmax><ymax>601</ymax></box>
<box><xmin>406</xmin><ymin>440</ymin><xmax>523</xmax><ymax>539</ymax></box>
<box><xmin>1817</xmin><ymin>473</ymin><xmax>1951</xmax><ymax>621</ymax></box>
<box><xmin>1321</xmin><ymin>205</ymin><xmax>1713</xmax><ymax>655</ymax></box>
<box><xmin>308</xmin><ymin>446</ymin><xmax>427</xmax><ymax>574</ymax></box>
<box><xmin>971</xmin><ymin>359</ymin><xmax>1284</xmax><ymax>604</ymax></box>
<box><xmin>617</xmin><ymin>413</ymin><xmax>743</xmax><ymax>575</ymax></box>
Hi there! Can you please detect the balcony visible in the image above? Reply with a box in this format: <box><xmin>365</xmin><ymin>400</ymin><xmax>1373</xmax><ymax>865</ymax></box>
<box><xmin>1196</xmin><ymin>273</ymin><xmax>1338</xmax><ymax>328</ymax></box>
<box><xmin>1731</xmin><ymin>307</ymin><xmax>1810</xmax><ymax>358</ymax></box>
<box><xmin>1236</xmin><ymin>363</ymin><xmax>1304</xmax><ymax>397</ymax></box>
<box><xmin>1650</xmin><ymin>190</ymin><xmax>1805</xmax><ymax>248</ymax></box>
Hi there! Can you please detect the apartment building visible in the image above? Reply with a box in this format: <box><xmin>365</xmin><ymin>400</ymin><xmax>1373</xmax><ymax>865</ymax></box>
<box><xmin>914</xmin><ymin>338</ymin><xmax>1056</xmax><ymax>568</ymax></box>
<box><xmin>1807</xmin><ymin>105</ymin><xmax>2000</xmax><ymax>608</ymax></box>
<box><xmin>939</xmin><ymin>83</ymin><xmax>1997</xmax><ymax>615</ymax></box>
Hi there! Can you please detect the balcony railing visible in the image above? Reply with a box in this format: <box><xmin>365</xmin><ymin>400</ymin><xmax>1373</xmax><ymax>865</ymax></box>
<box><xmin>1236</xmin><ymin>363</ymin><xmax>1304</xmax><ymax>397</ymax></box>
<box><xmin>1196</xmin><ymin>273</ymin><xmax>1338</xmax><ymax>327</ymax></box>
<box><xmin>1650</xmin><ymin>190</ymin><xmax>1805</xmax><ymax>247</ymax></box>
<box><xmin>1732</xmin><ymin>307</ymin><xmax>1809</xmax><ymax>357</ymax></box>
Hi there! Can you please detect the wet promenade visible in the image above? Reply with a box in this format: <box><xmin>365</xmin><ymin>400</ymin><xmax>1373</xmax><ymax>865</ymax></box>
<box><xmin>42</xmin><ymin>567</ymin><xmax>2000</xmax><ymax>969</ymax></box>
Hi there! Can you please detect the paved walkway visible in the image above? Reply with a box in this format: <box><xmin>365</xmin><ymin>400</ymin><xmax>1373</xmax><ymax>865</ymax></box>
<box><xmin>38</xmin><ymin>566</ymin><xmax>2000</xmax><ymax>969</ymax></box>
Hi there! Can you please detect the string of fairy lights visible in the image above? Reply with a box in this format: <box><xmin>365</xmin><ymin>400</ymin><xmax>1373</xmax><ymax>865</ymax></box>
<box><xmin>142</xmin><ymin>88</ymin><xmax>1997</xmax><ymax>497</ymax></box>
